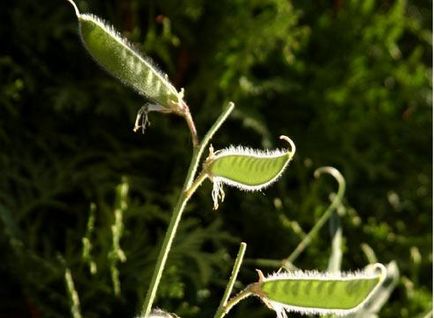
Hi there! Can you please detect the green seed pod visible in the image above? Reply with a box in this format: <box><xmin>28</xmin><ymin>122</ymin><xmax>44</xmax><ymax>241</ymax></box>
<box><xmin>205</xmin><ymin>136</ymin><xmax>295</xmax><ymax>209</ymax></box>
<box><xmin>67</xmin><ymin>0</ymin><xmax>184</xmax><ymax>111</ymax></box>
<box><xmin>251</xmin><ymin>264</ymin><xmax>386</xmax><ymax>317</ymax></box>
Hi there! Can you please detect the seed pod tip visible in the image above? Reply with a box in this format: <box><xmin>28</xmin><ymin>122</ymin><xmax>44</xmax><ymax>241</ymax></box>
<box><xmin>66</xmin><ymin>0</ymin><xmax>80</xmax><ymax>17</ymax></box>
<box><xmin>279</xmin><ymin>135</ymin><xmax>296</xmax><ymax>155</ymax></box>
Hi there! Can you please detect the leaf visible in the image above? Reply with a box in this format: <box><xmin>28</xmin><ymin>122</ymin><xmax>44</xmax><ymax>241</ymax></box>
<box><xmin>205</xmin><ymin>135</ymin><xmax>295</xmax><ymax>209</ymax></box>
<box><xmin>66</xmin><ymin>0</ymin><xmax>184</xmax><ymax>111</ymax></box>
<box><xmin>250</xmin><ymin>264</ymin><xmax>386</xmax><ymax>317</ymax></box>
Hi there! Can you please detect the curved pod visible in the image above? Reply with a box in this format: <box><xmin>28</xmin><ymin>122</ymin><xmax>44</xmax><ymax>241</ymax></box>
<box><xmin>253</xmin><ymin>264</ymin><xmax>386</xmax><ymax>317</ymax></box>
<box><xmin>205</xmin><ymin>136</ymin><xmax>296</xmax><ymax>209</ymax></box>
<box><xmin>67</xmin><ymin>0</ymin><xmax>183</xmax><ymax>111</ymax></box>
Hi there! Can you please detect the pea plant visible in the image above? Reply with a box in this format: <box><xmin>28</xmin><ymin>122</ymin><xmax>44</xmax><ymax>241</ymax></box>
<box><xmin>66</xmin><ymin>1</ymin><xmax>393</xmax><ymax>317</ymax></box>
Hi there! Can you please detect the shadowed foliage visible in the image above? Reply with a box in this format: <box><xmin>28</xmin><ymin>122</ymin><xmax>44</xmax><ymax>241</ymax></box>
<box><xmin>0</xmin><ymin>0</ymin><xmax>431</xmax><ymax>317</ymax></box>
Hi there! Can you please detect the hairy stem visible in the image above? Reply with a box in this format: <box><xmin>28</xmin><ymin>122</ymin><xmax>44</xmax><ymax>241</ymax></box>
<box><xmin>217</xmin><ymin>289</ymin><xmax>252</xmax><ymax>318</ymax></box>
<box><xmin>182</xmin><ymin>105</ymin><xmax>199</xmax><ymax>147</ymax></box>
<box><xmin>214</xmin><ymin>242</ymin><xmax>247</xmax><ymax>318</ymax></box>
<box><xmin>185</xmin><ymin>171</ymin><xmax>208</xmax><ymax>200</ymax></box>
<box><xmin>140</xmin><ymin>102</ymin><xmax>235</xmax><ymax>317</ymax></box>
<box><xmin>196</xmin><ymin>102</ymin><xmax>235</xmax><ymax>170</ymax></box>
<box><xmin>282</xmin><ymin>166</ymin><xmax>346</xmax><ymax>269</ymax></box>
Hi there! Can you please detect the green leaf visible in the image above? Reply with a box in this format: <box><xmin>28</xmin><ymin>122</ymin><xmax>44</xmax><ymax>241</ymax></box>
<box><xmin>67</xmin><ymin>0</ymin><xmax>183</xmax><ymax>111</ymax></box>
<box><xmin>205</xmin><ymin>135</ymin><xmax>295</xmax><ymax>209</ymax></box>
<box><xmin>251</xmin><ymin>264</ymin><xmax>386</xmax><ymax>317</ymax></box>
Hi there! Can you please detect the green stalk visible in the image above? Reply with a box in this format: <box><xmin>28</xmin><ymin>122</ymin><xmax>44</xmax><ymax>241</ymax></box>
<box><xmin>140</xmin><ymin>102</ymin><xmax>235</xmax><ymax>317</ymax></box>
<box><xmin>214</xmin><ymin>242</ymin><xmax>247</xmax><ymax>318</ymax></box>
<box><xmin>282</xmin><ymin>166</ymin><xmax>346</xmax><ymax>269</ymax></box>
<box><xmin>241</xmin><ymin>167</ymin><xmax>346</xmax><ymax>272</ymax></box>
<box><xmin>64</xmin><ymin>265</ymin><xmax>82</xmax><ymax>318</ymax></box>
<box><xmin>216</xmin><ymin>289</ymin><xmax>252</xmax><ymax>318</ymax></box>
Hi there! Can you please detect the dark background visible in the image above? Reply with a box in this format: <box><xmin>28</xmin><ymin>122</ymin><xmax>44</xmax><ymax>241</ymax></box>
<box><xmin>0</xmin><ymin>0</ymin><xmax>431</xmax><ymax>317</ymax></box>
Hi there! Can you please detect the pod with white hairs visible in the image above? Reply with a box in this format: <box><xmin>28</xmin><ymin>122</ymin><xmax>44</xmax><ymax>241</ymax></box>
<box><xmin>204</xmin><ymin>135</ymin><xmax>296</xmax><ymax>209</ymax></box>
<box><xmin>66</xmin><ymin>0</ymin><xmax>184</xmax><ymax>113</ymax></box>
<box><xmin>249</xmin><ymin>263</ymin><xmax>387</xmax><ymax>317</ymax></box>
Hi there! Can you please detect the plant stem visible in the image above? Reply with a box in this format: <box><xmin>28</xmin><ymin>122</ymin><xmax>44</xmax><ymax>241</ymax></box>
<box><xmin>281</xmin><ymin>166</ymin><xmax>346</xmax><ymax>269</ymax></box>
<box><xmin>140</xmin><ymin>102</ymin><xmax>235</xmax><ymax>318</ymax></box>
<box><xmin>196</xmin><ymin>102</ymin><xmax>235</xmax><ymax>171</ymax></box>
<box><xmin>184</xmin><ymin>102</ymin><xmax>235</xmax><ymax>198</ymax></box>
<box><xmin>216</xmin><ymin>289</ymin><xmax>252</xmax><ymax>318</ymax></box>
<box><xmin>185</xmin><ymin>171</ymin><xmax>208</xmax><ymax>200</ymax></box>
<box><xmin>214</xmin><ymin>242</ymin><xmax>247</xmax><ymax>318</ymax></box>
<box><xmin>182</xmin><ymin>105</ymin><xmax>199</xmax><ymax>147</ymax></box>
<box><xmin>64</xmin><ymin>266</ymin><xmax>82</xmax><ymax>318</ymax></box>
<box><xmin>327</xmin><ymin>205</ymin><xmax>343</xmax><ymax>272</ymax></box>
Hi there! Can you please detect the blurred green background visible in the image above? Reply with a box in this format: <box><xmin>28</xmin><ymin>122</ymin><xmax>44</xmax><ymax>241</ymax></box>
<box><xmin>0</xmin><ymin>0</ymin><xmax>431</xmax><ymax>317</ymax></box>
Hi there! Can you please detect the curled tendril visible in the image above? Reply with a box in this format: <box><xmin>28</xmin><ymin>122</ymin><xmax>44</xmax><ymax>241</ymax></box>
<box><xmin>313</xmin><ymin>166</ymin><xmax>346</xmax><ymax>204</ymax></box>
<box><xmin>279</xmin><ymin>135</ymin><xmax>296</xmax><ymax>155</ymax></box>
<box><xmin>281</xmin><ymin>166</ymin><xmax>346</xmax><ymax>270</ymax></box>
<box><xmin>66</xmin><ymin>0</ymin><xmax>80</xmax><ymax>17</ymax></box>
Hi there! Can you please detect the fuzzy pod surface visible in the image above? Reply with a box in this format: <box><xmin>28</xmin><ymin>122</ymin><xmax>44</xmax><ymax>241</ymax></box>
<box><xmin>67</xmin><ymin>0</ymin><xmax>183</xmax><ymax>110</ymax></box>
<box><xmin>253</xmin><ymin>264</ymin><xmax>386</xmax><ymax>317</ymax></box>
<box><xmin>207</xmin><ymin>135</ymin><xmax>296</xmax><ymax>190</ymax></box>
<box><xmin>205</xmin><ymin>136</ymin><xmax>295</xmax><ymax>209</ymax></box>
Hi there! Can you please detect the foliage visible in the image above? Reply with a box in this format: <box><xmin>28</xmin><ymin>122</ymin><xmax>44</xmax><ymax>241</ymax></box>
<box><xmin>0</xmin><ymin>0</ymin><xmax>431</xmax><ymax>317</ymax></box>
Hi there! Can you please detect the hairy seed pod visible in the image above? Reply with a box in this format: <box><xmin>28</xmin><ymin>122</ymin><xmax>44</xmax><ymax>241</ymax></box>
<box><xmin>205</xmin><ymin>136</ymin><xmax>295</xmax><ymax>209</ymax></box>
<box><xmin>66</xmin><ymin>0</ymin><xmax>184</xmax><ymax>111</ymax></box>
<box><xmin>251</xmin><ymin>264</ymin><xmax>386</xmax><ymax>317</ymax></box>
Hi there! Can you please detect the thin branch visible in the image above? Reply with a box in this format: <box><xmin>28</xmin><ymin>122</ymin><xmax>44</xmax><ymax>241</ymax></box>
<box><xmin>282</xmin><ymin>166</ymin><xmax>346</xmax><ymax>269</ymax></box>
<box><xmin>184</xmin><ymin>101</ymin><xmax>235</xmax><ymax>194</ymax></box>
<box><xmin>182</xmin><ymin>105</ymin><xmax>199</xmax><ymax>147</ymax></box>
<box><xmin>184</xmin><ymin>171</ymin><xmax>208</xmax><ymax>200</ymax></box>
<box><xmin>214</xmin><ymin>242</ymin><xmax>247</xmax><ymax>318</ymax></box>
<box><xmin>217</xmin><ymin>289</ymin><xmax>252</xmax><ymax>318</ymax></box>
<box><xmin>197</xmin><ymin>102</ymin><xmax>235</xmax><ymax>165</ymax></box>
<box><xmin>140</xmin><ymin>102</ymin><xmax>235</xmax><ymax>318</ymax></box>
